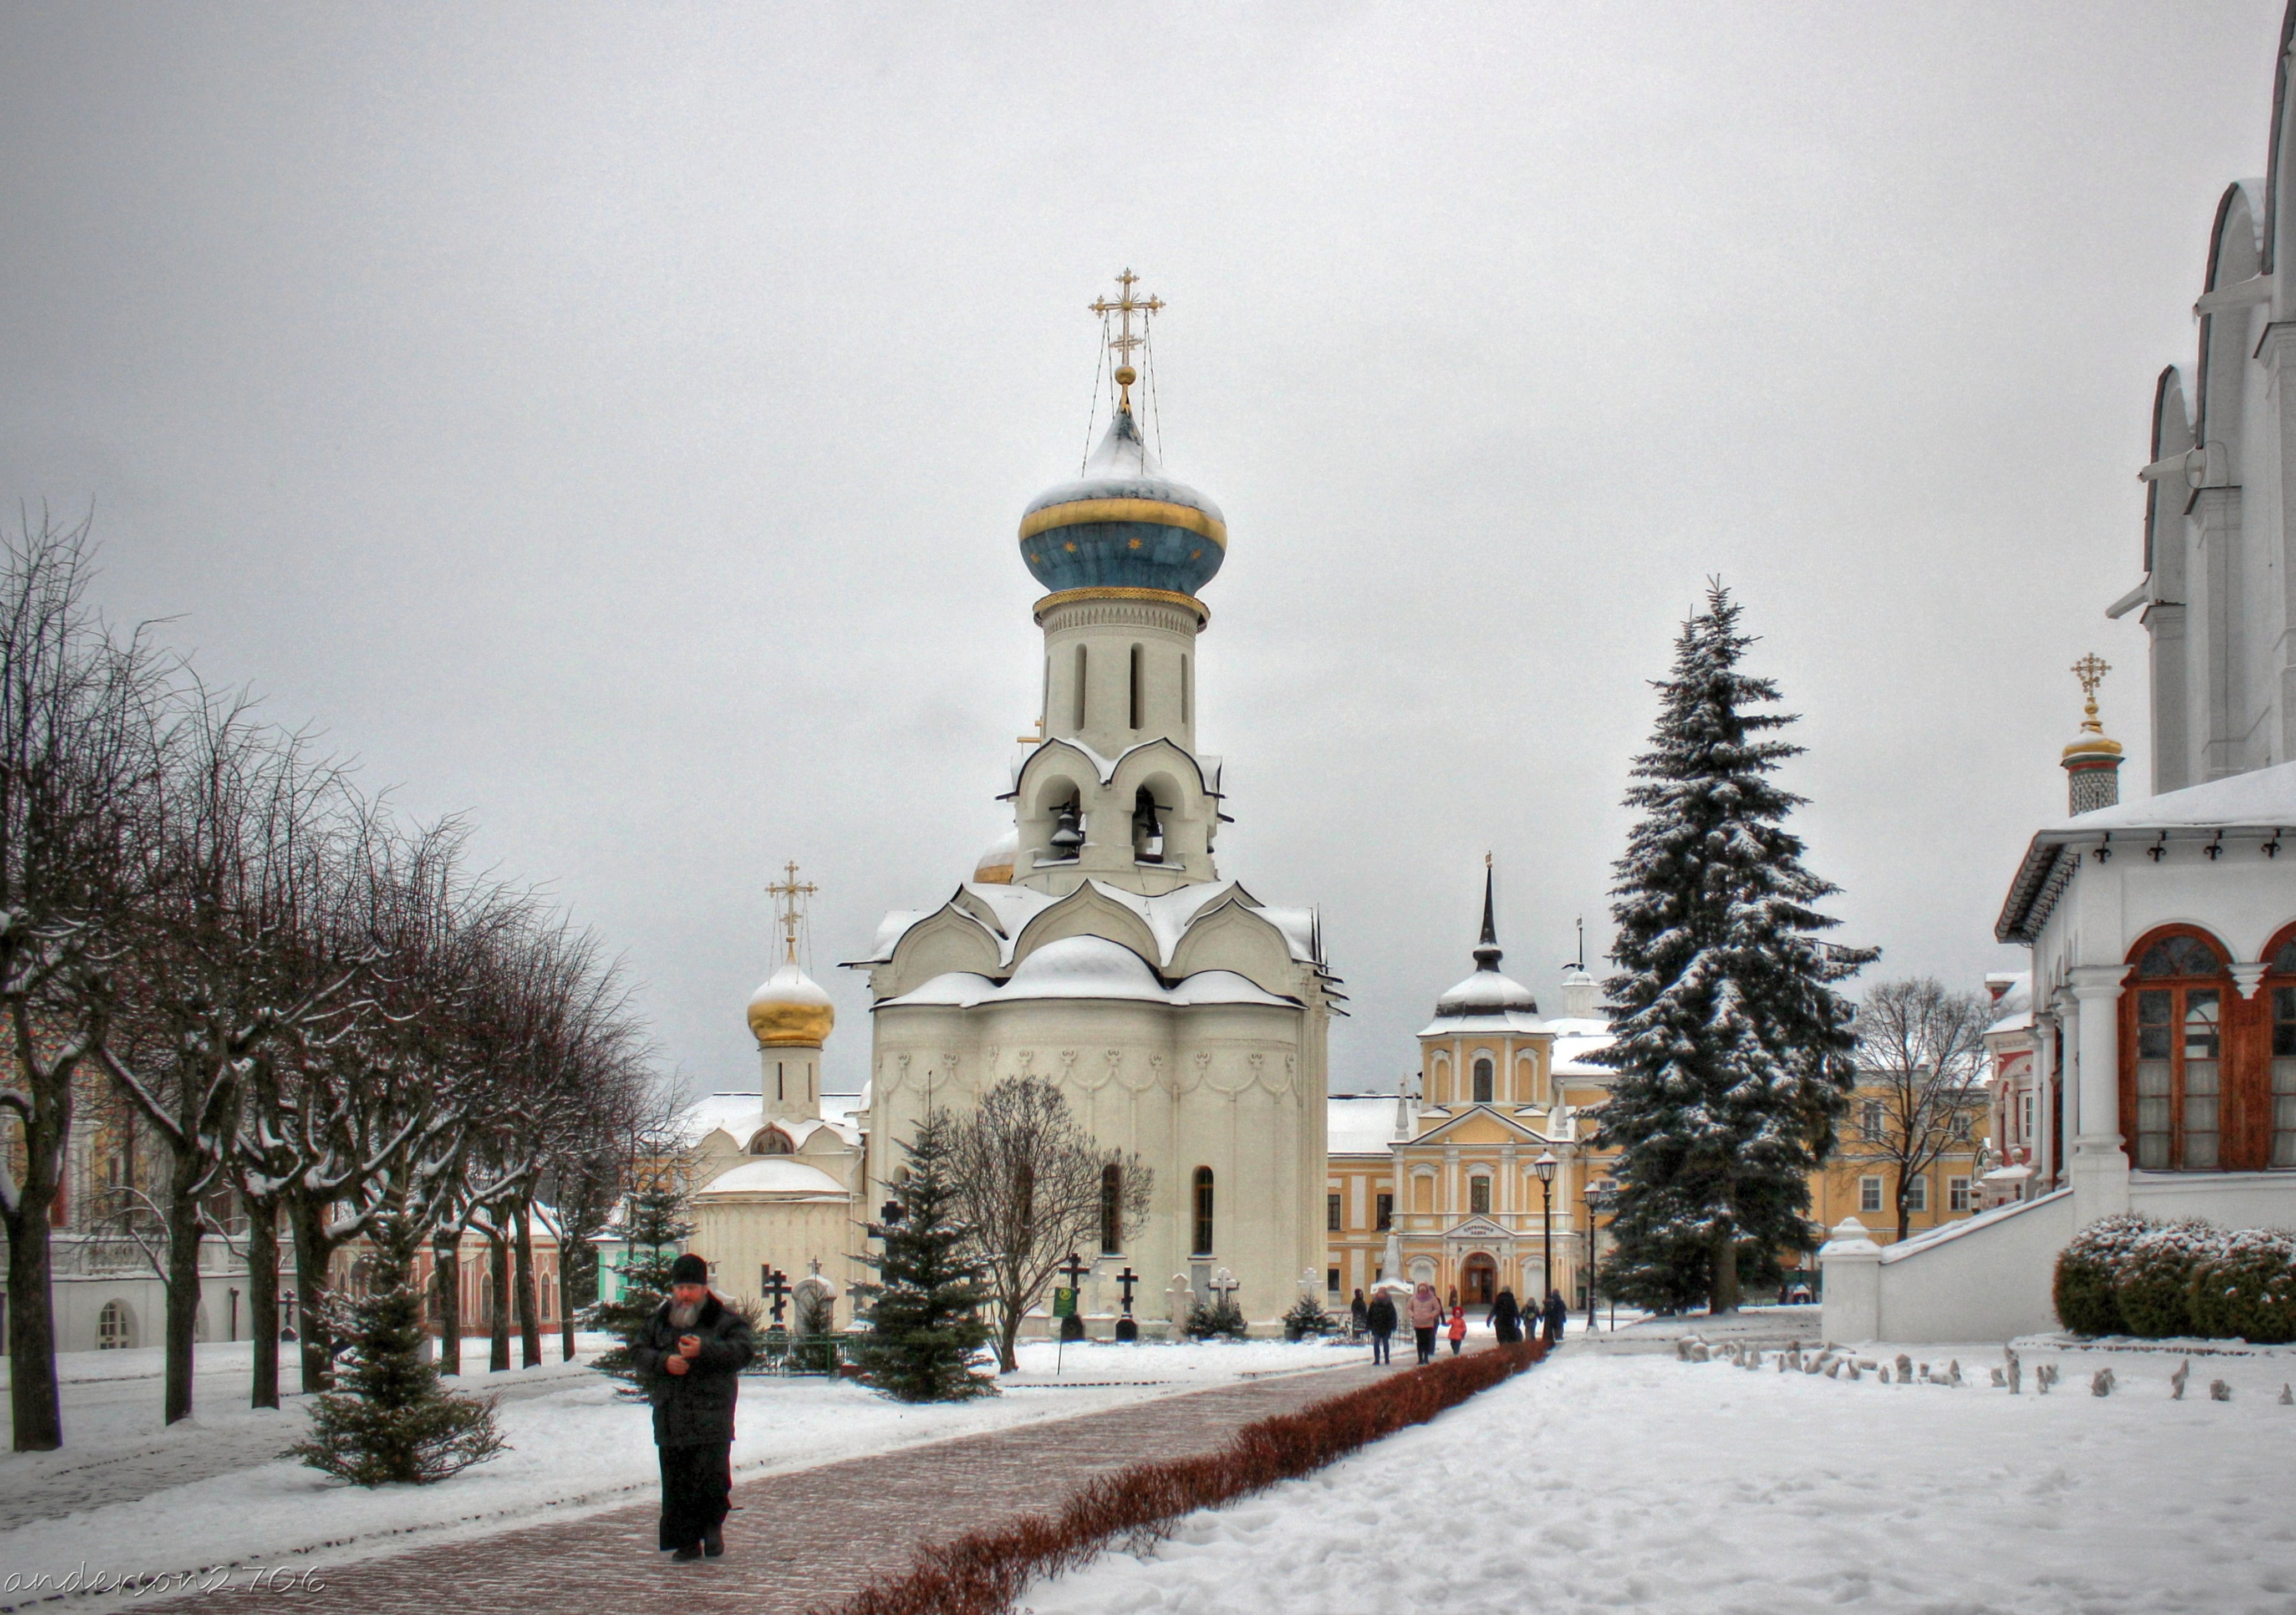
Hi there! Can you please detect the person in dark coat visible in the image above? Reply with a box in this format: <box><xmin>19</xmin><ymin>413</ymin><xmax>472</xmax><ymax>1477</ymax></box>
<box><xmin>1489</xmin><ymin>1288</ymin><xmax>1522</xmax><ymax>1345</ymax></box>
<box><xmin>1349</xmin><ymin>1289</ymin><xmax>1368</xmax><ymax>1340</ymax></box>
<box><xmin>632</xmin><ymin>1253</ymin><xmax>757</xmax><ymax>1561</ymax></box>
<box><xmin>1541</xmin><ymin>1288</ymin><xmax>1567</xmax><ymax>1346</ymax></box>
<box><xmin>1364</xmin><ymin>1288</ymin><xmax>1397</xmax><ymax>1364</ymax></box>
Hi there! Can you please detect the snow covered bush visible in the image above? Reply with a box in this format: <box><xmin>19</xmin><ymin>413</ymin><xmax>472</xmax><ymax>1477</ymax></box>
<box><xmin>1281</xmin><ymin>1296</ymin><xmax>1333</xmax><ymax>1340</ymax></box>
<box><xmin>2115</xmin><ymin>1220</ymin><xmax>2226</xmax><ymax>1339</ymax></box>
<box><xmin>1185</xmin><ymin>1296</ymin><xmax>1249</xmax><ymax>1339</ymax></box>
<box><xmin>2053</xmin><ymin>1213</ymin><xmax>2150</xmax><ymax>1337</ymax></box>
<box><xmin>2189</xmin><ymin>1230</ymin><xmax>2296</xmax><ymax>1345</ymax></box>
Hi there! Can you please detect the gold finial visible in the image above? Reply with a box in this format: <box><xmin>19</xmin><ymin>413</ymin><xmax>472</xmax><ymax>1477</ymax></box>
<box><xmin>1089</xmin><ymin>268</ymin><xmax>1164</xmax><ymax>413</ymax></box>
<box><xmin>2071</xmin><ymin>653</ymin><xmax>2112</xmax><ymax>734</ymax></box>
<box><xmin>765</xmin><ymin>860</ymin><xmax>819</xmax><ymax>966</ymax></box>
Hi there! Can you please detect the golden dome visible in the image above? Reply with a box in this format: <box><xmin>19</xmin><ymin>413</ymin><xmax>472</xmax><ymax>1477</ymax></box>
<box><xmin>2062</xmin><ymin>730</ymin><xmax>2124</xmax><ymax>761</ymax></box>
<box><xmin>746</xmin><ymin>962</ymin><xmax>834</xmax><ymax>1048</ymax></box>
<box><xmin>973</xmin><ymin>829</ymin><xmax>1017</xmax><ymax>886</ymax></box>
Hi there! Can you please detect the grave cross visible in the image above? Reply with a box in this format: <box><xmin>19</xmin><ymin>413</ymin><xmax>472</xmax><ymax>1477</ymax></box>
<box><xmin>1057</xmin><ymin>1251</ymin><xmax>1091</xmax><ymax>1344</ymax></box>
<box><xmin>1113</xmin><ymin>1263</ymin><xmax>1141</xmax><ymax>1343</ymax></box>
<box><xmin>1058</xmin><ymin>1251</ymin><xmax>1091</xmax><ymax>1293</ymax></box>
<box><xmin>761</xmin><ymin>1265</ymin><xmax>792</xmax><ymax>1325</ymax></box>
<box><xmin>1209</xmin><ymin>1267</ymin><xmax>1241</xmax><ymax>1306</ymax></box>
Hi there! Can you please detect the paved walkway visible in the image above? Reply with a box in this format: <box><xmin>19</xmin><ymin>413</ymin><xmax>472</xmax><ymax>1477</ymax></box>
<box><xmin>151</xmin><ymin>1360</ymin><xmax>1401</xmax><ymax>1614</ymax></box>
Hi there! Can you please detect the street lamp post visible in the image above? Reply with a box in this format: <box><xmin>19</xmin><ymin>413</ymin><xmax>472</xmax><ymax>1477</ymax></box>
<box><xmin>1533</xmin><ymin>1151</ymin><xmax>1558</xmax><ymax>1317</ymax></box>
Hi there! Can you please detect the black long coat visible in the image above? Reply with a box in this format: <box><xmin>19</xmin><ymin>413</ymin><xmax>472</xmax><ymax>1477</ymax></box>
<box><xmin>630</xmin><ymin>1294</ymin><xmax>757</xmax><ymax>1448</ymax></box>
<box><xmin>1365</xmin><ymin>1293</ymin><xmax>1398</xmax><ymax>1336</ymax></box>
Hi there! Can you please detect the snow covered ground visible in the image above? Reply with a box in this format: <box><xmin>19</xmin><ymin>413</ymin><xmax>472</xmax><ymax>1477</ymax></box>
<box><xmin>0</xmin><ymin>1336</ymin><xmax>1357</xmax><ymax>1604</ymax></box>
<box><xmin>1025</xmin><ymin>1336</ymin><xmax>2296</xmax><ymax>1615</ymax></box>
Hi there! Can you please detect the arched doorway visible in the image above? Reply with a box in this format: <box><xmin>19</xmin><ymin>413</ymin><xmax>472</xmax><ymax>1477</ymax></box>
<box><xmin>1460</xmin><ymin>1253</ymin><xmax>1497</xmax><ymax>1307</ymax></box>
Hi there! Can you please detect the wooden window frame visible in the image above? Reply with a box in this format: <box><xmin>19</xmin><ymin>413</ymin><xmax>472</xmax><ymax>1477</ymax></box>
<box><xmin>2263</xmin><ymin>921</ymin><xmax>2296</xmax><ymax>1169</ymax></box>
<box><xmin>1191</xmin><ymin>1166</ymin><xmax>1214</xmax><ymax>1256</ymax></box>
<box><xmin>1472</xmin><ymin>1057</ymin><xmax>1494</xmax><ymax>1104</ymax></box>
<box><xmin>2120</xmin><ymin>924</ymin><xmax>2247</xmax><ymax>1171</ymax></box>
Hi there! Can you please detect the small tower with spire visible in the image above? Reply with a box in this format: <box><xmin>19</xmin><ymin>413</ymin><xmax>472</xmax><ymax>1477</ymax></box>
<box><xmin>2062</xmin><ymin>654</ymin><xmax>2124</xmax><ymax>815</ymax></box>
<box><xmin>746</xmin><ymin>862</ymin><xmax>834</xmax><ymax>1123</ymax></box>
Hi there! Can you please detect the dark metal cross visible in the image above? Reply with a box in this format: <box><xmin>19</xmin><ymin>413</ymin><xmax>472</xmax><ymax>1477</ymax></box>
<box><xmin>1058</xmin><ymin>1251</ymin><xmax>1091</xmax><ymax>1294</ymax></box>
<box><xmin>1114</xmin><ymin>1266</ymin><xmax>1140</xmax><ymax>1316</ymax></box>
<box><xmin>761</xmin><ymin>1266</ymin><xmax>791</xmax><ymax>1325</ymax></box>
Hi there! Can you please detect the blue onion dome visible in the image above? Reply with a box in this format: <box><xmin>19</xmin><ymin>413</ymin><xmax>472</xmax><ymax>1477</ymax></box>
<box><xmin>1019</xmin><ymin>409</ymin><xmax>1226</xmax><ymax>600</ymax></box>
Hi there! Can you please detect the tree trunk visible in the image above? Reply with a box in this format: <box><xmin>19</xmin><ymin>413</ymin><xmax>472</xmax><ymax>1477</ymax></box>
<box><xmin>162</xmin><ymin>1168</ymin><xmax>202</xmax><ymax>1425</ymax></box>
<box><xmin>487</xmin><ymin>1228</ymin><xmax>511</xmax><ymax>1373</ymax></box>
<box><xmin>432</xmin><ymin>1226</ymin><xmax>462</xmax><ymax>1376</ymax></box>
<box><xmin>1708</xmin><ymin>1224</ymin><xmax>1740</xmax><ymax>1315</ymax></box>
<box><xmin>1897</xmin><ymin>1173</ymin><xmax>1913</xmax><ymax>1244</ymax></box>
<box><xmin>513</xmin><ymin>1203</ymin><xmax>541</xmax><ymax>1369</ymax></box>
<box><xmin>247</xmin><ymin>1199</ymin><xmax>279</xmax><ymax>1410</ymax></box>
<box><xmin>4</xmin><ymin>1204</ymin><xmax>63</xmax><ymax>1450</ymax></box>
<box><xmin>558</xmin><ymin>1235</ymin><xmax>584</xmax><ymax>1362</ymax></box>
<box><xmin>996</xmin><ymin>1296</ymin><xmax>1021</xmax><ymax>1374</ymax></box>
<box><xmin>287</xmin><ymin>1192</ymin><xmax>335</xmax><ymax>1393</ymax></box>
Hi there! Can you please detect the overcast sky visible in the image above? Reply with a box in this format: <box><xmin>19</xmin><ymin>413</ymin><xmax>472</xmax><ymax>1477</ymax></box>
<box><xmin>1</xmin><ymin>2</ymin><xmax>2281</xmax><ymax>1098</ymax></box>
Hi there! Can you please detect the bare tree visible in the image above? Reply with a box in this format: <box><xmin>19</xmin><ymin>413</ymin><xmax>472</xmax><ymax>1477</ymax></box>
<box><xmin>1845</xmin><ymin>977</ymin><xmax>1994</xmax><ymax>1242</ymax></box>
<box><xmin>948</xmin><ymin>1078</ymin><xmax>1149</xmax><ymax>1374</ymax></box>
<box><xmin>0</xmin><ymin>514</ymin><xmax>162</xmax><ymax>1450</ymax></box>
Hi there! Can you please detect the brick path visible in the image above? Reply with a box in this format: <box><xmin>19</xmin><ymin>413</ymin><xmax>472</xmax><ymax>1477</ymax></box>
<box><xmin>152</xmin><ymin>1360</ymin><xmax>1399</xmax><ymax>1614</ymax></box>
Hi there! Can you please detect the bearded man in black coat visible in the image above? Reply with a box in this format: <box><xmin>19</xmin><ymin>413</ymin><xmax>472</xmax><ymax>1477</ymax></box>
<box><xmin>632</xmin><ymin>1253</ymin><xmax>757</xmax><ymax>1561</ymax></box>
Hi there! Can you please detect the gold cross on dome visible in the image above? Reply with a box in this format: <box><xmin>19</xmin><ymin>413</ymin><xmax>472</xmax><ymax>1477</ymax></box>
<box><xmin>1089</xmin><ymin>268</ymin><xmax>1164</xmax><ymax>410</ymax></box>
<box><xmin>765</xmin><ymin>860</ymin><xmax>818</xmax><ymax>965</ymax></box>
<box><xmin>2071</xmin><ymin>653</ymin><xmax>2111</xmax><ymax>730</ymax></box>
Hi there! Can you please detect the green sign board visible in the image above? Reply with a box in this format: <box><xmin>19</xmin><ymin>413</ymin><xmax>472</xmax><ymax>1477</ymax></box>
<box><xmin>1052</xmin><ymin>1287</ymin><xmax>1078</xmax><ymax>1318</ymax></box>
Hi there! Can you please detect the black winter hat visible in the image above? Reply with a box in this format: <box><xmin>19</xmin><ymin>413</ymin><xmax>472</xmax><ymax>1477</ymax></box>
<box><xmin>669</xmin><ymin>1253</ymin><xmax>709</xmax><ymax>1287</ymax></box>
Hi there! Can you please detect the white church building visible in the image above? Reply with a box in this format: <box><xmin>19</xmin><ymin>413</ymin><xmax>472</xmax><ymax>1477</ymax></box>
<box><xmin>849</xmin><ymin>276</ymin><xmax>1341</xmax><ymax>1331</ymax></box>
<box><xmin>1824</xmin><ymin>27</ymin><xmax>2296</xmax><ymax>1341</ymax></box>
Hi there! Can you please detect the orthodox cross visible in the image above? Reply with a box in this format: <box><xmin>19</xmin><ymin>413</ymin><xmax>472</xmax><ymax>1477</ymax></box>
<box><xmin>1089</xmin><ymin>268</ymin><xmax>1163</xmax><ymax>412</ymax></box>
<box><xmin>1114</xmin><ymin>1265</ymin><xmax>1141</xmax><ymax>1317</ymax></box>
<box><xmin>1208</xmin><ymin>1267</ymin><xmax>1241</xmax><ymax>1306</ymax></box>
<box><xmin>2071</xmin><ymin>653</ymin><xmax>2111</xmax><ymax>730</ymax></box>
<box><xmin>765</xmin><ymin>861</ymin><xmax>818</xmax><ymax>965</ymax></box>
<box><xmin>1058</xmin><ymin>1251</ymin><xmax>1091</xmax><ymax>1296</ymax></box>
<box><xmin>760</xmin><ymin>1265</ymin><xmax>792</xmax><ymax>1325</ymax></box>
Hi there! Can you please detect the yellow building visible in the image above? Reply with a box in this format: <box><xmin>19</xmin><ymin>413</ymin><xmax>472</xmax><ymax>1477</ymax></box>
<box><xmin>1326</xmin><ymin>876</ymin><xmax>1619</xmax><ymax>1311</ymax></box>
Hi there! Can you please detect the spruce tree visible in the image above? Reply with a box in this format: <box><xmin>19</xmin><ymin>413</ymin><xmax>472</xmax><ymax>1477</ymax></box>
<box><xmin>1593</xmin><ymin>583</ymin><xmax>1874</xmax><ymax>1314</ymax></box>
<box><xmin>587</xmin><ymin>1179</ymin><xmax>691</xmax><ymax>1395</ymax></box>
<box><xmin>289</xmin><ymin>1212</ymin><xmax>507</xmax><ymax>1486</ymax></box>
<box><xmin>857</xmin><ymin>1109</ymin><xmax>995</xmax><ymax>1401</ymax></box>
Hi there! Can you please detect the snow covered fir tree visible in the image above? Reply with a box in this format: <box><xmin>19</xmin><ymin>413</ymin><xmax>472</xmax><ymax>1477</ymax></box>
<box><xmin>1594</xmin><ymin>583</ymin><xmax>1872</xmax><ymax>1314</ymax></box>
<box><xmin>290</xmin><ymin>1213</ymin><xmax>506</xmax><ymax>1487</ymax></box>
<box><xmin>856</xmin><ymin>1110</ymin><xmax>995</xmax><ymax>1402</ymax></box>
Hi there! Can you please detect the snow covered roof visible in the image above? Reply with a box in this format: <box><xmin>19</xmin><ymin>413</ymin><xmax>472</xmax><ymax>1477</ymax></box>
<box><xmin>1985</xmin><ymin>973</ymin><xmax>2034</xmax><ymax>1036</ymax></box>
<box><xmin>1997</xmin><ymin>762</ymin><xmax>2296</xmax><ymax>943</ymax></box>
<box><xmin>674</xmin><ymin>1091</ymin><xmax>767</xmax><ymax>1148</ymax></box>
<box><xmin>876</xmin><ymin>935</ymin><xmax>1300</xmax><ymax>1010</ymax></box>
<box><xmin>1327</xmin><ymin>1094</ymin><xmax>1408</xmax><ymax>1155</ymax></box>
<box><xmin>1546</xmin><ymin>1019</ymin><xmax>1619</xmax><ymax>1080</ymax></box>
<box><xmin>693</xmin><ymin>1159</ymin><xmax>849</xmax><ymax>1200</ymax></box>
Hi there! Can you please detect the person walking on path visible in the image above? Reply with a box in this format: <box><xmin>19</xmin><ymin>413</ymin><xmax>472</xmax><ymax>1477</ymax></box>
<box><xmin>1349</xmin><ymin>1288</ymin><xmax>1368</xmax><ymax>1342</ymax></box>
<box><xmin>1445</xmin><ymin>1302</ymin><xmax>1467</xmax><ymax>1356</ymax></box>
<box><xmin>1365</xmin><ymin>1288</ymin><xmax>1397</xmax><ymax>1364</ymax></box>
<box><xmin>1407</xmin><ymin>1282</ymin><xmax>1442</xmax><ymax>1366</ymax></box>
<box><xmin>1541</xmin><ymin>1288</ymin><xmax>1567</xmax><ymax>1347</ymax></box>
<box><xmin>1490</xmin><ymin>1288</ymin><xmax>1522</xmax><ymax>1345</ymax></box>
<box><xmin>632</xmin><ymin>1253</ymin><xmax>757</xmax><ymax>1561</ymax></box>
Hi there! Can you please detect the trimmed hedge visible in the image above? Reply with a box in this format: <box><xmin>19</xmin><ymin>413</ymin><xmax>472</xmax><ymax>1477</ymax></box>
<box><xmin>2056</xmin><ymin>1213</ymin><xmax>2296</xmax><ymax>1342</ymax></box>
<box><xmin>816</xmin><ymin>1341</ymin><xmax>1544</xmax><ymax>1615</ymax></box>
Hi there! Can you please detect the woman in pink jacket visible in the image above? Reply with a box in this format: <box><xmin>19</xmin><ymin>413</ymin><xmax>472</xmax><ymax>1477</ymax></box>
<box><xmin>1407</xmin><ymin>1282</ymin><xmax>1442</xmax><ymax>1365</ymax></box>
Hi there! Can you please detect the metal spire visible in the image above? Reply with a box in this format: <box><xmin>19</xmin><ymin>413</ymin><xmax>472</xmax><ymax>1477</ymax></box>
<box><xmin>1474</xmin><ymin>852</ymin><xmax>1502</xmax><ymax>971</ymax></box>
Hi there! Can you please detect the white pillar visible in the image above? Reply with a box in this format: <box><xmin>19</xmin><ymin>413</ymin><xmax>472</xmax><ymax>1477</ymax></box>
<box><xmin>1818</xmin><ymin>1217</ymin><xmax>1883</xmax><ymax>1343</ymax></box>
<box><xmin>2067</xmin><ymin>964</ymin><xmax>2130</xmax><ymax>1220</ymax></box>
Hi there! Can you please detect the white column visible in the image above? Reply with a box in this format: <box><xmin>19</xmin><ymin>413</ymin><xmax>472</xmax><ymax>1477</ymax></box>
<box><xmin>2067</xmin><ymin>964</ymin><xmax>2130</xmax><ymax>1220</ymax></box>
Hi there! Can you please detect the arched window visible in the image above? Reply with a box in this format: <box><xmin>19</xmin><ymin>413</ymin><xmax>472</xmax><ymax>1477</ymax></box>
<box><xmin>2267</xmin><ymin>928</ymin><xmax>2296</xmax><ymax>1166</ymax></box>
<box><xmin>1472</xmin><ymin>1057</ymin><xmax>1494</xmax><ymax>1104</ymax></box>
<box><xmin>97</xmin><ymin>1299</ymin><xmax>132</xmax><ymax>1350</ymax></box>
<box><xmin>1100</xmin><ymin>1163</ymin><xmax>1124</xmax><ymax>1254</ymax></box>
<box><xmin>1073</xmin><ymin>645</ymin><xmax>1088</xmax><ymax>729</ymax></box>
<box><xmin>1468</xmin><ymin>1172</ymin><xmax>1491</xmax><ymax>1215</ymax></box>
<box><xmin>1192</xmin><ymin>1166</ymin><xmax>1214</xmax><ymax>1256</ymax></box>
<box><xmin>1181</xmin><ymin>653</ymin><xmax>1192</xmax><ymax>725</ymax></box>
<box><xmin>2126</xmin><ymin>930</ymin><xmax>2232</xmax><ymax>1170</ymax></box>
<box><xmin>1128</xmin><ymin>643</ymin><xmax>1144</xmax><ymax>730</ymax></box>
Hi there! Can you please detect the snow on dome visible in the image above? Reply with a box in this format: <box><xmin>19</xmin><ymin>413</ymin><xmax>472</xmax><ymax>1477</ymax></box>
<box><xmin>694</xmin><ymin>1158</ymin><xmax>848</xmax><ymax>1200</ymax></box>
<box><xmin>747</xmin><ymin>961</ymin><xmax>834</xmax><ymax>1048</ymax></box>
<box><xmin>1018</xmin><ymin>408</ymin><xmax>1226</xmax><ymax>600</ymax></box>
<box><xmin>1167</xmin><ymin>969</ymin><xmax>1297</xmax><ymax>1008</ymax></box>
<box><xmin>973</xmin><ymin>828</ymin><xmax>1018</xmax><ymax>885</ymax></box>
<box><xmin>1434</xmin><ymin>967</ymin><xmax>1540</xmax><ymax>1018</ymax></box>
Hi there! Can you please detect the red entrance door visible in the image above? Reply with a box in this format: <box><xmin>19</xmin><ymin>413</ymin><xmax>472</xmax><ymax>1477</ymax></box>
<box><xmin>1462</xmin><ymin>1255</ymin><xmax>1496</xmax><ymax>1307</ymax></box>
